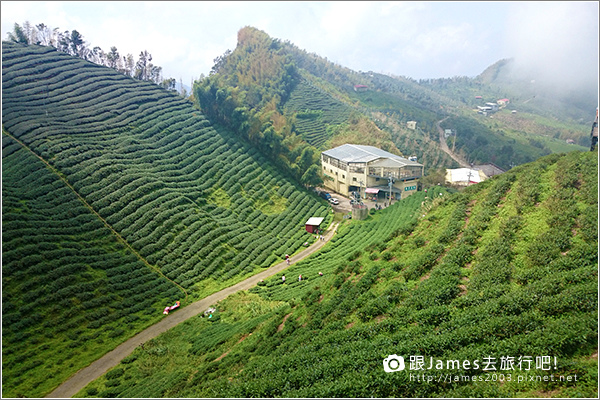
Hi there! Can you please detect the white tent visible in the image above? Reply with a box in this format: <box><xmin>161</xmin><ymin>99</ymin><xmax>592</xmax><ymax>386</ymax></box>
<box><xmin>446</xmin><ymin>168</ymin><xmax>484</xmax><ymax>185</ymax></box>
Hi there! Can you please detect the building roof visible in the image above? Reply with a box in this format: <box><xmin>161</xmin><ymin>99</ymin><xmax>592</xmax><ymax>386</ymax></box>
<box><xmin>305</xmin><ymin>217</ymin><xmax>324</xmax><ymax>226</ymax></box>
<box><xmin>322</xmin><ymin>144</ymin><xmax>422</xmax><ymax>167</ymax></box>
<box><xmin>370</xmin><ymin>157</ymin><xmax>412</xmax><ymax>168</ymax></box>
<box><xmin>472</xmin><ymin>163</ymin><xmax>505</xmax><ymax>177</ymax></box>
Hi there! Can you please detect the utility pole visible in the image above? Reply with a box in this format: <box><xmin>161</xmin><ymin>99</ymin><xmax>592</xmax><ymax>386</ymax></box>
<box><xmin>452</xmin><ymin>129</ymin><xmax>457</xmax><ymax>153</ymax></box>
<box><xmin>388</xmin><ymin>176</ymin><xmax>395</xmax><ymax>203</ymax></box>
<box><xmin>359</xmin><ymin>180</ymin><xmax>364</xmax><ymax>200</ymax></box>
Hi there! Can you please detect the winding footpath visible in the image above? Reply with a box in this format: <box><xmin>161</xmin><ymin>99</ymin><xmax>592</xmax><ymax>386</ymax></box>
<box><xmin>47</xmin><ymin>221</ymin><xmax>340</xmax><ymax>398</ymax></box>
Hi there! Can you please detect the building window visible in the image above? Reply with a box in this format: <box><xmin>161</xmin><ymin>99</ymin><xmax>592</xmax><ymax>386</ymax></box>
<box><xmin>353</xmin><ymin>177</ymin><xmax>357</xmax><ymax>182</ymax></box>
<box><xmin>342</xmin><ymin>175</ymin><xmax>345</xmax><ymax>179</ymax></box>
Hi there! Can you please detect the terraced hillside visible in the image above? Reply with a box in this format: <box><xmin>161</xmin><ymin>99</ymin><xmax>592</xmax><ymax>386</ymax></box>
<box><xmin>79</xmin><ymin>151</ymin><xmax>597</xmax><ymax>398</ymax></box>
<box><xmin>285</xmin><ymin>79</ymin><xmax>353</xmax><ymax>148</ymax></box>
<box><xmin>2</xmin><ymin>135</ymin><xmax>184</xmax><ymax>397</ymax></box>
<box><xmin>2</xmin><ymin>41</ymin><xmax>329</xmax><ymax>397</ymax></box>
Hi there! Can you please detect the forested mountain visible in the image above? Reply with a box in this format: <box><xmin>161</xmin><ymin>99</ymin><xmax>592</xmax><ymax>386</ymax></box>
<box><xmin>197</xmin><ymin>27</ymin><xmax>592</xmax><ymax>173</ymax></box>
<box><xmin>1</xmin><ymin>40</ymin><xmax>330</xmax><ymax>397</ymax></box>
<box><xmin>78</xmin><ymin>150</ymin><xmax>598</xmax><ymax>398</ymax></box>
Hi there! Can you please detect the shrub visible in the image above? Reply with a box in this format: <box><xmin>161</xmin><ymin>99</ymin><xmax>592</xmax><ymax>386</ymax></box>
<box><xmin>86</xmin><ymin>387</ymin><xmax>99</xmax><ymax>396</ymax></box>
<box><xmin>105</xmin><ymin>367</ymin><xmax>124</xmax><ymax>380</ymax></box>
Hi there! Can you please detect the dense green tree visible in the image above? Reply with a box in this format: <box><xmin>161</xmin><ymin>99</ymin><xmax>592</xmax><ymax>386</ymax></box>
<box><xmin>194</xmin><ymin>27</ymin><xmax>310</xmax><ymax>184</ymax></box>
<box><xmin>297</xmin><ymin>147</ymin><xmax>316</xmax><ymax>173</ymax></box>
<box><xmin>300</xmin><ymin>164</ymin><xmax>323</xmax><ymax>188</ymax></box>
<box><xmin>69</xmin><ymin>30</ymin><xmax>85</xmax><ymax>57</ymax></box>
<box><xmin>6</xmin><ymin>23</ymin><xmax>28</xmax><ymax>44</ymax></box>
<box><xmin>134</xmin><ymin>50</ymin><xmax>152</xmax><ymax>81</ymax></box>
<box><xmin>106</xmin><ymin>46</ymin><xmax>120</xmax><ymax>69</ymax></box>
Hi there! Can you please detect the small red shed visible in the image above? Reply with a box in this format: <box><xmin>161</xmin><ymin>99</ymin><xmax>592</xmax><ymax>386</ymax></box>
<box><xmin>305</xmin><ymin>217</ymin><xmax>324</xmax><ymax>233</ymax></box>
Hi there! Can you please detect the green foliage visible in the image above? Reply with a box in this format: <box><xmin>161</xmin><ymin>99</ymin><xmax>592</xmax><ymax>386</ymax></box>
<box><xmin>300</xmin><ymin>164</ymin><xmax>323</xmax><ymax>188</ymax></box>
<box><xmin>1</xmin><ymin>141</ymin><xmax>181</xmax><ymax>398</ymax></box>
<box><xmin>193</xmin><ymin>27</ymin><xmax>321</xmax><ymax>184</ymax></box>
<box><xmin>441</xmin><ymin>115</ymin><xmax>550</xmax><ymax>170</ymax></box>
<box><xmin>285</xmin><ymin>79</ymin><xmax>353</xmax><ymax>148</ymax></box>
<box><xmin>4</xmin><ymin>31</ymin><xmax>597</xmax><ymax>399</ymax></box>
<box><xmin>1</xmin><ymin>40</ymin><xmax>330</xmax><ymax>397</ymax></box>
<box><xmin>88</xmin><ymin>152</ymin><xmax>597</xmax><ymax>398</ymax></box>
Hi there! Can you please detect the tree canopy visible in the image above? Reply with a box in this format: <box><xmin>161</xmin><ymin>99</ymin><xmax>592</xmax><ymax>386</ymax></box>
<box><xmin>194</xmin><ymin>27</ymin><xmax>321</xmax><ymax>184</ymax></box>
<box><xmin>5</xmin><ymin>21</ymin><xmax>175</xmax><ymax>88</ymax></box>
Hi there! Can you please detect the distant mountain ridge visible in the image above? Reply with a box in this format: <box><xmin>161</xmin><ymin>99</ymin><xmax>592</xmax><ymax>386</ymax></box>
<box><xmin>474</xmin><ymin>58</ymin><xmax>597</xmax><ymax>123</ymax></box>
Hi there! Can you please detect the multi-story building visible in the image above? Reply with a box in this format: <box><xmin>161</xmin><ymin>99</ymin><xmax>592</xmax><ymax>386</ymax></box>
<box><xmin>321</xmin><ymin>144</ymin><xmax>423</xmax><ymax>200</ymax></box>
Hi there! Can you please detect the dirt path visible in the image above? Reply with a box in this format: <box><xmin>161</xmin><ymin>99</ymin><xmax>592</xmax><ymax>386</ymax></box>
<box><xmin>46</xmin><ymin>221</ymin><xmax>340</xmax><ymax>398</ymax></box>
<box><xmin>437</xmin><ymin>117</ymin><xmax>470</xmax><ymax>168</ymax></box>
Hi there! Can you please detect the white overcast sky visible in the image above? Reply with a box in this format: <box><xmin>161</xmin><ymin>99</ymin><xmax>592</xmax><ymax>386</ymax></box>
<box><xmin>2</xmin><ymin>1</ymin><xmax>598</xmax><ymax>92</ymax></box>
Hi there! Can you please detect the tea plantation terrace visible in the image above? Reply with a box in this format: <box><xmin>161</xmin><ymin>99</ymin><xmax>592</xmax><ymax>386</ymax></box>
<box><xmin>1</xmin><ymin>41</ymin><xmax>331</xmax><ymax>398</ymax></box>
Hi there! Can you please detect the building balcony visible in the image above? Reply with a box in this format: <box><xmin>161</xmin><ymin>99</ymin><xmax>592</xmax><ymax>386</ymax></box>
<box><xmin>367</xmin><ymin>173</ymin><xmax>421</xmax><ymax>181</ymax></box>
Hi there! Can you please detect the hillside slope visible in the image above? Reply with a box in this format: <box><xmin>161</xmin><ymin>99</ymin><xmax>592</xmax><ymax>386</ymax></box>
<box><xmin>2</xmin><ymin>134</ymin><xmax>184</xmax><ymax>398</ymax></box>
<box><xmin>79</xmin><ymin>150</ymin><xmax>597</xmax><ymax>398</ymax></box>
<box><xmin>1</xmin><ymin>41</ymin><xmax>329</xmax><ymax>397</ymax></box>
<box><xmin>278</xmin><ymin>35</ymin><xmax>592</xmax><ymax>169</ymax></box>
<box><xmin>199</xmin><ymin>27</ymin><xmax>590</xmax><ymax>175</ymax></box>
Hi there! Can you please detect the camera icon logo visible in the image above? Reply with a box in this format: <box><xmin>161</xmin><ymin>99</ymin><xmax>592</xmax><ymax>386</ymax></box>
<box><xmin>383</xmin><ymin>354</ymin><xmax>405</xmax><ymax>372</ymax></box>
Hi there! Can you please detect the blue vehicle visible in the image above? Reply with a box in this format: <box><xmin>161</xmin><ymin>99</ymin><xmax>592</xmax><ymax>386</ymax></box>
<box><xmin>319</xmin><ymin>191</ymin><xmax>332</xmax><ymax>200</ymax></box>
